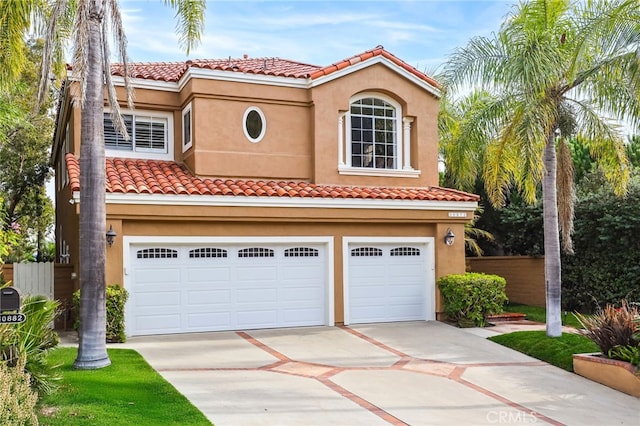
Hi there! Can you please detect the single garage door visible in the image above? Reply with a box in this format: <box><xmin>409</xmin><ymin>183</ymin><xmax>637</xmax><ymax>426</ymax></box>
<box><xmin>347</xmin><ymin>242</ymin><xmax>431</xmax><ymax>324</ymax></box>
<box><xmin>128</xmin><ymin>243</ymin><xmax>327</xmax><ymax>336</ymax></box>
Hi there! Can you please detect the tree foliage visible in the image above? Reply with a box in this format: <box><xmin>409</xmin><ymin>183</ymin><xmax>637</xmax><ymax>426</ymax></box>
<box><xmin>562</xmin><ymin>172</ymin><xmax>640</xmax><ymax>311</ymax></box>
<box><xmin>440</xmin><ymin>0</ymin><xmax>639</xmax><ymax>336</ymax></box>
<box><xmin>0</xmin><ymin>40</ymin><xmax>55</xmax><ymax>262</ymax></box>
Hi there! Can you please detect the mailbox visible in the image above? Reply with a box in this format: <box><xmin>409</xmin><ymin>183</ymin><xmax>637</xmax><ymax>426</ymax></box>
<box><xmin>0</xmin><ymin>287</ymin><xmax>21</xmax><ymax>313</ymax></box>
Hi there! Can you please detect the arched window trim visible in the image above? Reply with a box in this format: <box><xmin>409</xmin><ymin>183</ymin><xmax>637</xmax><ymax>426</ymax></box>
<box><xmin>338</xmin><ymin>92</ymin><xmax>420</xmax><ymax>178</ymax></box>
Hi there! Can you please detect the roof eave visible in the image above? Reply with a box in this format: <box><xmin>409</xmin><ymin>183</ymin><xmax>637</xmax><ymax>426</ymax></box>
<box><xmin>309</xmin><ymin>56</ymin><xmax>441</xmax><ymax>98</ymax></box>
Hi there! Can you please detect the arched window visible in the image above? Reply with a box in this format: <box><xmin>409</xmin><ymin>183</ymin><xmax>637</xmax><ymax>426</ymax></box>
<box><xmin>349</xmin><ymin>97</ymin><xmax>398</xmax><ymax>169</ymax></box>
<box><xmin>338</xmin><ymin>93</ymin><xmax>417</xmax><ymax>177</ymax></box>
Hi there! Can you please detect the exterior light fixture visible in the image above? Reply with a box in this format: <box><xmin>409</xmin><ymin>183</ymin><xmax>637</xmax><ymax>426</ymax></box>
<box><xmin>106</xmin><ymin>225</ymin><xmax>117</xmax><ymax>247</ymax></box>
<box><xmin>444</xmin><ymin>228</ymin><xmax>455</xmax><ymax>246</ymax></box>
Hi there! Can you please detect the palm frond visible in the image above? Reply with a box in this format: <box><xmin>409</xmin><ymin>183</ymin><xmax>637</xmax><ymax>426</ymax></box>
<box><xmin>163</xmin><ymin>0</ymin><xmax>206</xmax><ymax>55</ymax></box>
<box><xmin>70</xmin><ymin>0</ymin><xmax>91</xmax><ymax>107</ymax></box>
<box><xmin>37</xmin><ymin>0</ymin><xmax>69</xmax><ymax>107</ymax></box>
<box><xmin>0</xmin><ymin>0</ymin><xmax>31</xmax><ymax>88</ymax></box>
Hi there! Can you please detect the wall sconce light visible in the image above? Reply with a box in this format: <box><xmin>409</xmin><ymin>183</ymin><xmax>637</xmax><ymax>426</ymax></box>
<box><xmin>106</xmin><ymin>225</ymin><xmax>117</xmax><ymax>247</ymax></box>
<box><xmin>444</xmin><ymin>228</ymin><xmax>455</xmax><ymax>246</ymax></box>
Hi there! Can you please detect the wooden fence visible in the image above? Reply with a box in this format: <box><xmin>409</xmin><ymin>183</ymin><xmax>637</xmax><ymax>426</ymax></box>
<box><xmin>466</xmin><ymin>256</ymin><xmax>545</xmax><ymax>307</ymax></box>
<box><xmin>1</xmin><ymin>263</ymin><xmax>75</xmax><ymax>329</ymax></box>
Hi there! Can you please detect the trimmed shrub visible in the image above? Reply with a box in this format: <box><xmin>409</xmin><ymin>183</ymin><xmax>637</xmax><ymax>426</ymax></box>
<box><xmin>73</xmin><ymin>284</ymin><xmax>129</xmax><ymax>343</ymax></box>
<box><xmin>0</xmin><ymin>356</ymin><xmax>38</xmax><ymax>426</ymax></box>
<box><xmin>106</xmin><ymin>285</ymin><xmax>128</xmax><ymax>343</ymax></box>
<box><xmin>438</xmin><ymin>272</ymin><xmax>508</xmax><ymax>327</ymax></box>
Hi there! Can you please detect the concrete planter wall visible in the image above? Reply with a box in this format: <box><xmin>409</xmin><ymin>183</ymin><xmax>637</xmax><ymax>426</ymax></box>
<box><xmin>573</xmin><ymin>353</ymin><xmax>640</xmax><ymax>398</ymax></box>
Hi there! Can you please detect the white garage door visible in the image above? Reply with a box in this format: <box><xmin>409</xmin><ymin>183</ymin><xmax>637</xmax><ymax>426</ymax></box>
<box><xmin>128</xmin><ymin>243</ymin><xmax>327</xmax><ymax>336</ymax></box>
<box><xmin>347</xmin><ymin>243</ymin><xmax>432</xmax><ymax>324</ymax></box>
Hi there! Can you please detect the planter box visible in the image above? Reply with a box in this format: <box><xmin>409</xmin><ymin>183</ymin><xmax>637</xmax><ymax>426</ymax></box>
<box><xmin>573</xmin><ymin>353</ymin><xmax>640</xmax><ymax>398</ymax></box>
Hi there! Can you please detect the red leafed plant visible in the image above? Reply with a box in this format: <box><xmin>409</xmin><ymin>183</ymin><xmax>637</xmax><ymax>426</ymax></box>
<box><xmin>576</xmin><ymin>300</ymin><xmax>640</xmax><ymax>366</ymax></box>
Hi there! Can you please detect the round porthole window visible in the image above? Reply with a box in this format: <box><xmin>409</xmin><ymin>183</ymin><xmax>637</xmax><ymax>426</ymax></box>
<box><xmin>243</xmin><ymin>107</ymin><xmax>266</xmax><ymax>143</ymax></box>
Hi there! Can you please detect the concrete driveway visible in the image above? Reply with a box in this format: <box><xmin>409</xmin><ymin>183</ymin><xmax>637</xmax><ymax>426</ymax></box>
<box><xmin>121</xmin><ymin>322</ymin><xmax>639</xmax><ymax>425</ymax></box>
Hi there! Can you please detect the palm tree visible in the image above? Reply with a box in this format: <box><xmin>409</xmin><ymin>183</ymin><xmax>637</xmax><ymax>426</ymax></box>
<box><xmin>34</xmin><ymin>0</ymin><xmax>205</xmax><ymax>369</ymax></box>
<box><xmin>441</xmin><ymin>0</ymin><xmax>639</xmax><ymax>337</ymax></box>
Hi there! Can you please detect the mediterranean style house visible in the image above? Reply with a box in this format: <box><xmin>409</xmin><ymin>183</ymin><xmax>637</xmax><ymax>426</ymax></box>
<box><xmin>51</xmin><ymin>46</ymin><xmax>478</xmax><ymax>336</ymax></box>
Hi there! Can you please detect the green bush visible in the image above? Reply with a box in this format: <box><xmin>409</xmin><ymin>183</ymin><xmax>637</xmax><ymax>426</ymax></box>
<box><xmin>73</xmin><ymin>285</ymin><xmax>129</xmax><ymax>343</ymax></box>
<box><xmin>562</xmin><ymin>179</ymin><xmax>640</xmax><ymax>311</ymax></box>
<box><xmin>0</xmin><ymin>294</ymin><xmax>61</xmax><ymax>394</ymax></box>
<box><xmin>438</xmin><ymin>272</ymin><xmax>508</xmax><ymax>327</ymax></box>
<box><xmin>0</xmin><ymin>356</ymin><xmax>38</xmax><ymax>426</ymax></box>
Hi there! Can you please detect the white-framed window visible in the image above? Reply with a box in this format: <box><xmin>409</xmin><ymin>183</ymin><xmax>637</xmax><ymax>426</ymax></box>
<box><xmin>58</xmin><ymin>124</ymin><xmax>70</xmax><ymax>191</ymax></box>
<box><xmin>350</xmin><ymin>97</ymin><xmax>398</xmax><ymax>169</ymax></box>
<box><xmin>338</xmin><ymin>93</ymin><xmax>419</xmax><ymax>177</ymax></box>
<box><xmin>243</xmin><ymin>106</ymin><xmax>266</xmax><ymax>143</ymax></box>
<box><xmin>182</xmin><ymin>103</ymin><xmax>192</xmax><ymax>152</ymax></box>
<box><xmin>103</xmin><ymin>109</ymin><xmax>173</xmax><ymax>160</ymax></box>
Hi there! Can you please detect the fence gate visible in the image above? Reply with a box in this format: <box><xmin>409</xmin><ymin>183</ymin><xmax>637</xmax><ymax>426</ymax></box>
<box><xmin>13</xmin><ymin>262</ymin><xmax>54</xmax><ymax>299</ymax></box>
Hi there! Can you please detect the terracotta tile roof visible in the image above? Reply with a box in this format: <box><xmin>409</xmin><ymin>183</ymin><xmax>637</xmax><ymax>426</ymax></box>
<box><xmin>310</xmin><ymin>46</ymin><xmax>441</xmax><ymax>89</ymax></box>
<box><xmin>99</xmin><ymin>47</ymin><xmax>439</xmax><ymax>87</ymax></box>
<box><xmin>109</xmin><ymin>57</ymin><xmax>322</xmax><ymax>82</ymax></box>
<box><xmin>66</xmin><ymin>154</ymin><xmax>478</xmax><ymax>202</ymax></box>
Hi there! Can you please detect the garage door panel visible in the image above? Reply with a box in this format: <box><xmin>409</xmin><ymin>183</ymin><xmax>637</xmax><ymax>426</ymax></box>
<box><xmin>283</xmin><ymin>286</ymin><xmax>323</xmax><ymax>302</ymax></box>
<box><xmin>186</xmin><ymin>312</ymin><xmax>231</xmax><ymax>329</ymax></box>
<box><xmin>135</xmin><ymin>291</ymin><xmax>181</xmax><ymax>307</ymax></box>
<box><xmin>186</xmin><ymin>289</ymin><xmax>231</xmax><ymax>305</ymax></box>
<box><xmin>186</xmin><ymin>267</ymin><xmax>231</xmax><ymax>282</ymax></box>
<box><xmin>236</xmin><ymin>266</ymin><xmax>277</xmax><ymax>281</ymax></box>
<box><xmin>350</xmin><ymin>284</ymin><xmax>387</xmax><ymax>299</ymax></box>
<box><xmin>282</xmin><ymin>308</ymin><xmax>323</xmax><ymax>324</ymax></box>
<box><xmin>282</xmin><ymin>264</ymin><xmax>323</xmax><ymax>279</ymax></box>
<box><xmin>135</xmin><ymin>314</ymin><xmax>181</xmax><ymax>333</ymax></box>
<box><xmin>134</xmin><ymin>268</ymin><xmax>181</xmax><ymax>285</ymax></box>
<box><xmin>237</xmin><ymin>310</ymin><xmax>277</xmax><ymax>327</ymax></box>
<box><xmin>130</xmin><ymin>243</ymin><xmax>327</xmax><ymax>336</ymax></box>
<box><xmin>237</xmin><ymin>287</ymin><xmax>278</xmax><ymax>303</ymax></box>
<box><xmin>351</xmin><ymin>305</ymin><xmax>386</xmax><ymax>321</ymax></box>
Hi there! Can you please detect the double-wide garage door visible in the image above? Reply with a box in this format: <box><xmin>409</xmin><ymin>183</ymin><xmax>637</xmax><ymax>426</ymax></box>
<box><xmin>128</xmin><ymin>243</ymin><xmax>327</xmax><ymax>336</ymax></box>
<box><xmin>127</xmin><ymin>239</ymin><xmax>434</xmax><ymax>336</ymax></box>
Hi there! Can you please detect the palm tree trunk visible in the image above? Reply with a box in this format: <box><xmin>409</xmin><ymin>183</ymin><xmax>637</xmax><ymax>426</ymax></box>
<box><xmin>73</xmin><ymin>3</ymin><xmax>110</xmax><ymax>369</ymax></box>
<box><xmin>543</xmin><ymin>132</ymin><xmax>562</xmax><ymax>337</ymax></box>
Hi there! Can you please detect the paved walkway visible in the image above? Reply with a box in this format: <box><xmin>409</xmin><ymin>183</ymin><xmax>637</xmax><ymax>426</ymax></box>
<box><xmin>66</xmin><ymin>321</ymin><xmax>639</xmax><ymax>426</ymax></box>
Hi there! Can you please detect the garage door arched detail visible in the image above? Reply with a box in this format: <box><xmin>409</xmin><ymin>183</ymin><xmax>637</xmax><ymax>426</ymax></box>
<box><xmin>238</xmin><ymin>247</ymin><xmax>274</xmax><ymax>258</ymax></box>
<box><xmin>343</xmin><ymin>237</ymin><xmax>435</xmax><ymax>325</ymax></box>
<box><xmin>189</xmin><ymin>248</ymin><xmax>228</xmax><ymax>258</ymax></box>
<box><xmin>390</xmin><ymin>247</ymin><xmax>421</xmax><ymax>256</ymax></box>
<box><xmin>136</xmin><ymin>248</ymin><xmax>178</xmax><ymax>259</ymax></box>
<box><xmin>284</xmin><ymin>247</ymin><xmax>319</xmax><ymax>257</ymax></box>
<box><xmin>351</xmin><ymin>247</ymin><xmax>383</xmax><ymax>257</ymax></box>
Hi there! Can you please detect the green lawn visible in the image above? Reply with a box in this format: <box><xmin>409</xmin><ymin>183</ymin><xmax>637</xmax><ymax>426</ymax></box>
<box><xmin>489</xmin><ymin>331</ymin><xmax>598</xmax><ymax>371</ymax></box>
<box><xmin>504</xmin><ymin>303</ymin><xmax>584</xmax><ymax>328</ymax></box>
<box><xmin>38</xmin><ymin>348</ymin><xmax>211</xmax><ymax>426</ymax></box>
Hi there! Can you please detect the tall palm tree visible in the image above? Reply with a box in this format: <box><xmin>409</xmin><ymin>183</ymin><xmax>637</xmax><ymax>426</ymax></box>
<box><xmin>441</xmin><ymin>0</ymin><xmax>639</xmax><ymax>337</ymax></box>
<box><xmin>35</xmin><ymin>0</ymin><xmax>205</xmax><ymax>369</ymax></box>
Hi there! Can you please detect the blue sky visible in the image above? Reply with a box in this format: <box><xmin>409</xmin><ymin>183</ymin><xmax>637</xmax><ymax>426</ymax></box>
<box><xmin>120</xmin><ymin>0</ymin><xmax>514</xmax><ymax>73</ymax></box>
